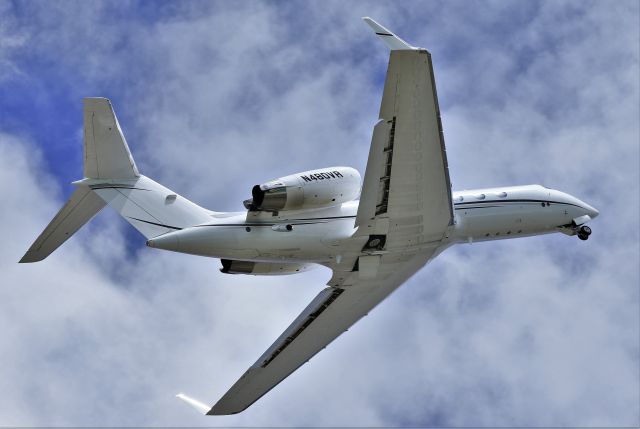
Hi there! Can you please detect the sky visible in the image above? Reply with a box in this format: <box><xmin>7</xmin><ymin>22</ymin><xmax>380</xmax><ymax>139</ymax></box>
<box><xmin>1</xmin><ymin>0</ymin><xmax>638</xmax><ymax>426</ymax></box>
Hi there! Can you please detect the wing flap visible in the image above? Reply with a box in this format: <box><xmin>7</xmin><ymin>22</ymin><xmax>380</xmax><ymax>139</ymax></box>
<box><xmin>355</xmin><ymin>119</ymin><xmax>391</xmax><ymax>233</ymax></box>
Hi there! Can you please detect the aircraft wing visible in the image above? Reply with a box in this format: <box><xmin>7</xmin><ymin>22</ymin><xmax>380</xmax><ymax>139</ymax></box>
<box><xmin>177</xmin><ymin>18</ymin><xmax>453</xmax><ymax>416</ymax></box>
<box><xmin>194</xmin><ymin>246</ymin><xmax>440</xmax><ymax>415</ymax></box>
<box><xmin>356</xmin><ymin>18</ymin><xmax>454</xmax><ymax>243</ymax></box>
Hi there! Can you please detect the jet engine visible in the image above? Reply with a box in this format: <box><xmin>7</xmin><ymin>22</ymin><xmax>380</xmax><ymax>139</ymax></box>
<box><xmin>244</xmin><ymin>167</ymin><xmax>361</xmax><ymax>212</ymax></box>
<box><xmin>220</xmin><ymin>259</ymin><xmax>315</xmax><ymax>275</ymax></box>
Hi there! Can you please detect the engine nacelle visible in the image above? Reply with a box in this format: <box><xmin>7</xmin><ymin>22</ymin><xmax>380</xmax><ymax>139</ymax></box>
<box><xmin>244</xmin><ymin>166</ymin><xmax>361</xmax><ymax>212</ymax></box>
<box><xmin>220</xmin><ymin>259</ymin><xmax>315</xmax><ymax>275</ymax></box>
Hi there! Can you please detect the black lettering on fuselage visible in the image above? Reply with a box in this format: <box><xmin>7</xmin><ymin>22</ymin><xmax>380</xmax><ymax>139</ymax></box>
<box><xmin>300</xmin><ymin>170</ymin><xmax>345</xmax><ymax>182</ymax></box>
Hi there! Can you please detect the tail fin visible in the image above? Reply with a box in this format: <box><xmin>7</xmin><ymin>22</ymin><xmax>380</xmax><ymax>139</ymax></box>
<box><xmin>83</xmin><ymin>97</ymin><xmax>139</xmax><ymax>179</ymax></box>
<box><xmin>21</xmin><ymin>98</ymin><xmax>212</xmax><ymax>262</ymax></box>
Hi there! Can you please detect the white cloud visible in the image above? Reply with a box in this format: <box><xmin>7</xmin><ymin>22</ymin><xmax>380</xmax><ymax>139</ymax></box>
<box><xmin>1</xmin><ymin>1</ymin><xmax>638</xmax><ymax>426</ymax></box>
<box><xmin>0</xmin><ymin>2</ymin><xmax>29</xmax><ymax>82</ymax></box>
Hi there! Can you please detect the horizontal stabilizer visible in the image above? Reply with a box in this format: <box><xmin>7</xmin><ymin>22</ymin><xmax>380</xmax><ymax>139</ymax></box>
<box><xmin>362</xmin><ymin>17</ymin><xmax>417</xmax><ymax>50</ymax></box>
<box><xmin>20</xmin><ymin>186</ymin><xmax>106</xmax><ymax>263</ymax></box>
<box><xmin>176</xmin><ymin>393</ymin><xmax>210</xmax><ymax>415</ymax></box>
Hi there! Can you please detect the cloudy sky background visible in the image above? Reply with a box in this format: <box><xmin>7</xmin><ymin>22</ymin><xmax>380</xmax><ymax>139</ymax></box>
<box><xmin>1</xmin><ymin>0</ymin><xmax>638</xmax><ymax>426</ymax></box>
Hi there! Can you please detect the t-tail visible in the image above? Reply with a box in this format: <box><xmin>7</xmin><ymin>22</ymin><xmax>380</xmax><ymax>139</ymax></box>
<box><xmin>20</xmin><ymin>98</ymin><xmax>212</xmax><ymax>263</ymax></box>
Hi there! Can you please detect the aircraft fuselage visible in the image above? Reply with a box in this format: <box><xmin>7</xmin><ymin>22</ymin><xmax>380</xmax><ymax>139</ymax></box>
<box><xmin>147</xmin><ymin>184</ymin><xmax>599</xmax><ymax>263</ymax></box>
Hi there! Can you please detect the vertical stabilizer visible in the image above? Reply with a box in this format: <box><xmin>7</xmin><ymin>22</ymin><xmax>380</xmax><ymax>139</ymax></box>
<box><xmin>83</xmin><ymin>97</ymin><xmax>139</xmax><ymax>179</ymax></box>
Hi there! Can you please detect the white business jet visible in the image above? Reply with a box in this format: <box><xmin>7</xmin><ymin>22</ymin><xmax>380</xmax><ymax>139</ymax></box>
<box><xmin>21</xmin><ymin>18</ymin><xmax>598</xmax><ymax>415</ymax></box>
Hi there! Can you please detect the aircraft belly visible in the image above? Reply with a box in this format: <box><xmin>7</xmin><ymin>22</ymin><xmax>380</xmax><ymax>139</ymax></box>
<box><xmin>249</xmin><ymin>225</ymin><xmax>339</xmax><ymax>262</ymax></box>
<box><xmin>455</xmin><ymin>204</ymin><xmax>572</xmax><ymax>241</ymax></box>
<box><xmin>148</xmin><ymin>215</ymin><xmax>355</xmax><ymax>262</ymax></box>
<box><xmin>164</xmin><ymin>226</ymin><xmax>252</xmax><ymax>258</ymax></box>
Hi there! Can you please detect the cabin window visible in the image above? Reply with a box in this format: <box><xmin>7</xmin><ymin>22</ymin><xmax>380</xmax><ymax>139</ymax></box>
<box><xmin>498</xmin><ymin>192</ymin><xmax>507</xmax><ymax>198</ymax></box>
<box><xmin>476</xmin><ymin>193</ymin><xmax>486</xmax><ymax>200</ymax></box>
<box><xmin>454</xmin><ymin>196</ymin><xmax>464</xmax><ymax>202</ymax></box>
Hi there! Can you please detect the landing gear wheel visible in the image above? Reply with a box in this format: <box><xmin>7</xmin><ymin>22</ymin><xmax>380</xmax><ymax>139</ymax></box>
<box><xmin>580</xmin><ymin>225</ymin><xmax>592</xmax><ymax>236</ymax></box>
<box><xmin>578</xmin><ymin>232</ymin><xmax>589</xmax><ymax>241</ymax></box>
<box><xmin>363</xmin><ymin>235</ymin><xmax>386</xmax><ymax>251</ymax></box>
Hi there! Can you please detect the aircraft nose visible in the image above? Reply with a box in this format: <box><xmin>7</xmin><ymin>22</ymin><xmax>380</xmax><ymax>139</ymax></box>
<box><xmin>583</xmin><ymin>203</ymin><xmax>599</xmax><ymax>219</ymax></box>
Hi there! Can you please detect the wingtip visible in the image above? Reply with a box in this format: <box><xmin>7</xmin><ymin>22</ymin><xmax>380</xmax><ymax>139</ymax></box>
<box><xmin>361</xmin><ymin>17</ymin><xmax>417</xmax><ymax>51</ymax></box>
<box><xmin>19</xmin><ymin>252</ymin><xmax>42</xmax><ymax>263</ymax></box>
<box><xmin>176</xmin><ymin>393</ymin><xmax>211</xmax><ymax>415</ymax></box>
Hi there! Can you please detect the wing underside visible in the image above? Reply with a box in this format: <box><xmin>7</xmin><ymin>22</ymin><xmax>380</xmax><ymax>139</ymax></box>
<box><xmin>355</xmin><ymin>48</ymin><xmax>453</xmax><ymax>241</ymax></box>
<box><xmin>209</xmin><ymin>248</ymin><xmax>438</xmax><ymax>415</ymax></box>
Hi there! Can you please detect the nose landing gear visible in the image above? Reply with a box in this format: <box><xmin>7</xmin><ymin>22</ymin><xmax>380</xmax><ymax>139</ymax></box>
<box><xmin>577</xmin><ymin>225</ymin><xmax>592</xmax><ymax>241</ymax></box>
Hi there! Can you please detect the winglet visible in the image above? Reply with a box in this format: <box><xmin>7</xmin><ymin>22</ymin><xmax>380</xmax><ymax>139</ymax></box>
<box><xmin>176</xmin><ymin>393</ymin><xmax>211</xmax><ymax>415</ymax></box>
<box><xmin>362</xmin><ymin>17</ymin><xmax>417</xmax><ymax>50</ymax></box>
